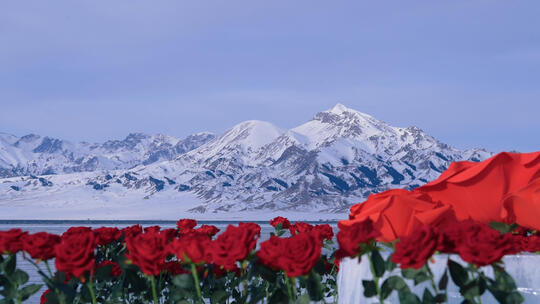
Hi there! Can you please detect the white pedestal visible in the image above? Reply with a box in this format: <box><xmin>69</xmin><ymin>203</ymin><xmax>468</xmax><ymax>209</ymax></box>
<box><xmin>337</xmin><ymin>254</ymin><xmax>540</xmax><ymax>303</ymax></box>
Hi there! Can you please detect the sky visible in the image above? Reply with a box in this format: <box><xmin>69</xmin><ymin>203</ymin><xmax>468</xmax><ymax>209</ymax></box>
<box><xmin>0</xmin><ymin>1</ymin><xmax>539</xmax><ymax>153</ymax></box>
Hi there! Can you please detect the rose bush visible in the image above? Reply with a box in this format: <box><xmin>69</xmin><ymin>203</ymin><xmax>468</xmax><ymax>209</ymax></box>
<box><xmin>0</xmin><ymin>216</ymin><xmax>532</xmax><ymax>303</ymax></box>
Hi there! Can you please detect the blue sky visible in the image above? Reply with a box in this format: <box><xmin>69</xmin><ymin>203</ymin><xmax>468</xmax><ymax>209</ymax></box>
<box><xmin>1</xmin><ymin>1</ymin><xmax>538</xmax><ymax>152</ymax></box>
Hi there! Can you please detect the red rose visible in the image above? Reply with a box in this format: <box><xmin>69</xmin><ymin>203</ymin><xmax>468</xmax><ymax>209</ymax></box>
<box><xmin>161</xmin><ymin>228</ymin><xmax>178</xmax><ymax>243</ymax></box>
<box><xmin>96</xmin><ymin>260</ymin><xmax>122</xmax><ymax>277</ymax></box>
<box><xmin>55</xmin><ymin>230</ymin><xmax>96</xmax><ymax>278</ymax></box>
<box><xmin>93</xmin><ymin>227</ymin><xmax>121</xmax><ymax>246</ymax></box>
<box><xmin>161</xmin><ymin>261</ymin><xmax>190</xmax><ymax>276</ymax></box>
<box><xmin>456</xmin><ymin>222</ymin><xmax>515</xmax><ymax>266</ymax></box>
<box><xmin>177</xmin><ymin>219</ymin><xmax>197</xmax><ymax>231</ymax></box>
<box><xmin>168</xmin><ymin>233</ymin><xmax>211</xmax><ymax>264</ymax></box>
<box><xmin>210</xmin><ymin>224</ymin><xmax>259</xmax><ymax>268</ymax></box>
<box><xmin>40</xmin><ymin>289</ymin><xmax>51</xmax><ymax>304</ymax></box>
<box><xmin>22</xmin><ymin>232</ymin><xmax>61</xmax><ymax>260</ymax></box>
<box><xmin>62</xmin><ymin>227</ymin><xmax>92</xmax><ymax>239</ymax></box>
<box><xmin>195</xmin><ymin>225</ymin><xmax>220</xmax><ymax>237</ymax></box>
<box><xmin>519</xmin><ymin>235</ymin><xmax>540</xmax><ymax>253</ymax></box>
<box><xmin>0</xmin><ymin>229</ymin><xmax>28</xmax><ymax>254</ymax></box>
<box><xmin>391</xmin><ymin>225</ymin><xmax>438</xmax><ymax>269</ymax></box>
<box><xmin>313</xmin><ymin>224</ymin><xmax>334</xmax><ymax>242</ymax></box>
<box><xmin>121</xmin><ymin>225</ymin><xmax>143</xmax><ymax>240</ymax></box>
<box><xmin>336</xmin><ymin>218</ymin><xmax>381</xmax><ymax>257</ymax></box>
<box><xmin>125</xmin><ymin>231</ymin><xmax>167</xmax><ymax>276</ymax></box>
<box><xmin>289</xmin><ymin>222</ymin><xmax>313</xmax><ymax>235</ymax></box>
<box><xmin>239</xmin><ymin>222</ymin><xmax>261</xmax><ymax>241</ymax></box>
<box><xmin>270</xmin><ymin>216</ymin><xmax>291</xmax><ymax>229</ymax></box>
<box><xmin>436</xmin><ymin>220</ymin><xmax>466</xmax><ymax>253</ymax></box>
<box><xmin>144</xmin><ymin>225</ymin><xmax>161</xmax><ymax>233</ymax></box>
<box><xmin>257</xmin><ymin>231</ymin><xmax>322</xmax><ymax>277</ymax></box>
<box><xmin>255</xmin><ymin>235</ymin><xmax>283</xmax><ymax>269</ymax></box>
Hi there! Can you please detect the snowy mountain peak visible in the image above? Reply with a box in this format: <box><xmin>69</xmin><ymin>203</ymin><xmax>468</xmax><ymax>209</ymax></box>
<box><xmin>328</xmin><ymin>103</ymin><xmax>349</xmax><ymax>114</ymax></box>
<box><xmin>217</xmin><ymin>120</ymin><xmax>284</xmax><ymax>151</ymax></box>
<box><xmin>0</xmin><ymin>131</ymin><xmax>216</xmax><ymax>178</ymax></box>
<box><xmin>325</xmin><ymin>103</ymin><xmax>376</xmax><ymax>120</ymax></box>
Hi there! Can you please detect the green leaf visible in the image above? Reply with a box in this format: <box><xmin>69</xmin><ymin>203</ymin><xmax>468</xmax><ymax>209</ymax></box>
<box><xmin>16</xmin><ymin>279</ymin><xmax>39</xmax><ymax>301</ymax></box>
<box><xmin>298</xmin><ymin>293</ymin><xmax>311</xmax><ymax>304</ymax></box>
<box><xmin>95</xmin><ymin>264</ymin><xmax>113</xmax><ymax>281</ymax></box>
<box><xmin>254</xmin><ymin>263</ymin><xmax>277</xmax><ymax>283</ymax></box>
<box><xmin>12</xmin><ymin>270</ymin><xmax>29</xmax><ymax>285</ymax></box>
<box><xmin>438</xmin><ymin>270</ymin><xmax>449</xmax><ymax>290</ymax></box>
<box><xmin>487</xmin><ymin>267</ymin><xmax>524</xmax><ymax>304</ymax></box>
<box><xmin>493</xmin><ymin>266</ymin><xmax>517</xmax><ymax>292</ymax></box>
<box><xmin>269</xmin><ymin>288</ymin><xmax>288</xmax><ymax>304</ymax></box>
<box><xmin>448</xmin><ymin>259</ymin><xmax>468</xmax><ymax>288</ymax></box>
<box><xmin>362</xmin><ymin>280</ymin><xmax>378</xmax><ymax>298</ymax></box>
<box><xmin>422</xmin><ymin>288</ymin><xmax>435</xmax><ymax>304</ymax></box>
<box><xmin>386</xmin><ymin>257</ymin><xmax>397</xmax><ymax>272</ymax></box>
<box><xmin>313</xmin><ymin>259</ymin><xmax>327</xmax><ymax>275</ymax></box>
<box><xmin>4</xmin><ymin>255</ymin><xmax>15</xmax><ymax>275</ymax></box>
<box><xmin>0</xmin><ymin>280</ymin><xmax>16</xmax><ymax>299</ymax></box>
<box><xmin>398</xmin><ymin>289</ymin><xmax>421</xmax><ymax>304</ymax></box>
<box><xmin>381</xmin><ymin>276</ymin><xmax>409</xmax><ymax>300</ymax></box>
<box><xmin>434</xmin><ymin>294</ymin><xmax>447</xmax><ymax>303</ymax></box>
<box><xmin>402</xmin><ymin>268</ymin><xmax>419</xmax><ymax>279</ymax></box>
<box><xmin>371</xmin><ymin>250</ymin><xmax>386</xmax><ymax>277</ymax></box>
<box><xmin>172</xmin><ymin>274</ymin><xmax>194</xmax><ymax>289</ymax></box>
<box><xmin>210</xmin><ymin>289</ymin><xmax>229</xmax><ymax>303</ymax></box>
<box><xmin>53</xmin><ymin>272</ymin><xmax>66</xmax><ymax>284</ymax></box>
<box><xmin>460</xmin><ymin>278</ymin><xmax>486</xmax><ymax>301</ymax></box>
<box><xmin>413</xmin><ymin>271</ymin><xmax>430</xmax><ymax>286</ymax></box>
<box><xmin>489</xmin><ymin>221</ymin><xmax>518</xmax><ymax>234</ymax></box>
<box><xmin>306</xmin><ymin>271</ymin><xmax>323</xmax><ymax>301</ymax></box>
<box><xmin>402</xmin><ymin>267</ymin><xmax>430</xmax><ymax>285</ymax></box>
<box><xmin>80</xmin><ymin>284</ymin><xmax>92</xmax><ymax>303</ymax></box>
<box><xmin>505</xmin><ymin>291</ymin><xmax>525</xmax><ymax>304</ymax></box>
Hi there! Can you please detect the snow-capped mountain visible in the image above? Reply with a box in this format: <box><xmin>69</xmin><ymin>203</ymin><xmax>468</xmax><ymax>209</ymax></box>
<box><xmin>0</xmin><ymin>132</ymin><xmax>216</xmax><ymax>178</ymax></box>
<box><xmin>0</xmin><ymin>104</ymin><xmax>491</xmax><ymax>219</ymax></box>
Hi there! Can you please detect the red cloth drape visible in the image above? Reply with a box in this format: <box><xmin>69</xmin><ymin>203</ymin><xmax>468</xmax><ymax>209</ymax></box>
<box><xmin>339</xmin><ymin>151</ymin><xmax>540</xmax><ymax>242</ymax></box>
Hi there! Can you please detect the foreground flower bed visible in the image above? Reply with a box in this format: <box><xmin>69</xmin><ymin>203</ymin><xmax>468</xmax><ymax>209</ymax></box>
<box><xmin>0</xmin><ymin>216</ymin><xmax>538</xmax><ymax>303</ymax></box>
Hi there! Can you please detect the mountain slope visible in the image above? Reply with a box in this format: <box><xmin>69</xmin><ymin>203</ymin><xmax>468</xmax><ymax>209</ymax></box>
<box><xmin>0</xmin><ymin>132</ymin><xmax>215</xmax><ymax>178</ymax></box>
<box><xmin>0</xmin><ymin>104</ymin><xmax>491</xmax><ymax>218</ymax></box>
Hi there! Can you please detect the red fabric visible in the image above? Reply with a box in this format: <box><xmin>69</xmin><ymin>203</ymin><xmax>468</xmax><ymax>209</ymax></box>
<box><xmin>340</xmin><ymin>151</ymin><xmax>540</xmax><ymax>241</ymax></box>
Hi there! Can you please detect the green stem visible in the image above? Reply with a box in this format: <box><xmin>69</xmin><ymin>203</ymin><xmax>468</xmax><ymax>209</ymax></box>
<box><xmin>474</xmin><ymin>271</ymin><xmax>483</xmax><ymax>304</ymax></box>
<box><xmin>150</xmin><ymin>275</ymin><xmax>159</xmax><ymax>304</ymax></box>
<box><xmin>25</xmin><ymin>256</ymin><xmax>64</xmax><ymax>304</ymax></box>
<box><xmin>367</xmin><ymin>253</ymin><xmax>384</xmax><ymax>304</ymax></box>
<box><xmin>44</xmin><ymin>260</ymin><xmax>54</xmax><ymax>278</ymax></box>
<box><xmin>87</xmin><ymin>279</ymin><xmax>98</xmax><ymax>304</ymax></box>
<box><xmin>265</xmin><ymin>280</ymin><xmax>270</xmax><ymax>303</ymax></box>
<box><xmin>426</xmin><ymin>264</ymin><xmax>439</xmax><ymax>295</ymax></box>
<box><xmin>190</xmin><ymin>263</ymin><xmax>203</xmax><ymax>303</ymax></box>
<box><xmin>291</xmin><ymin>277</ymin><xmax>298</xmax><ymax>300</ymax></box>
<box><xmin>285</xmin><ymin>274</ymin><xmax>294</xmax><ymax>301</ymax></box>
<box><xmin>330</xmin><ymin>263</ymin><xmax>338</xmax><ymax>303</ymax></box>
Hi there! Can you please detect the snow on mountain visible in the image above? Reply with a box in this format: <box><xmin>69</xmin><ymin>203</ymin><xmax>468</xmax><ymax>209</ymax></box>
<box><xmin>0</xmin><ymin>132</ymin><xmax>216</xmax><ymax>178</ymax></box>
<box><xmin>0</xmin><ymin>104</ymin><xmax>492</xmax><ymax>219</ymax></box>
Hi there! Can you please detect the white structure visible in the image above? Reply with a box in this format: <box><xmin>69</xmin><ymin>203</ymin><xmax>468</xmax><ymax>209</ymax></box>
<box><xmin>338</xmin><ymin>255</ymin><xmax>540</xmax><ymax>303</ymax></box>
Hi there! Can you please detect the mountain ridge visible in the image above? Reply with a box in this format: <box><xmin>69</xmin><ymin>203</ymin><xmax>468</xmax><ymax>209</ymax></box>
<box><xmin>0</xmin><ymin>104</ymin><xmax>491</xmax><ymax>219</ymax></box>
